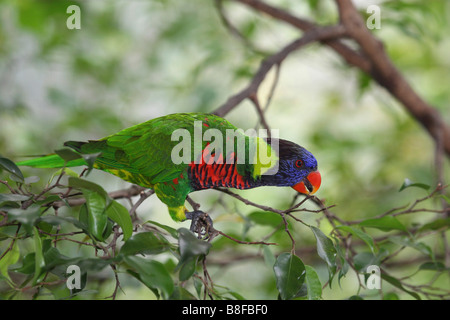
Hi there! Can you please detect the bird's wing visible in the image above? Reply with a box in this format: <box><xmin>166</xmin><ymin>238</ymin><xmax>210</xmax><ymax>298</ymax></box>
<box><xmin>87</xmin><ymin>113</ymin><xmax>234</xmax><ymax>184</ymax></box>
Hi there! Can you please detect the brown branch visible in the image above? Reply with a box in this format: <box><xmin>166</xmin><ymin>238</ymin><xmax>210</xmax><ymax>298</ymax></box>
<box><xmin>213</xmin><ymin>188</ymin><xmax>336</xmax><ymax>251</ymax></box>
<box><xmin>129</xmin><ymin>189</ymin><xmax>154</xmax><ymax>219</ymax></box>
<box><xmin>213</xmin><ymin>24</ymin><xmax>346</xmax><ymax>117</ymax></box>
<box><xmin>334</xmin><ymin>0</ymin><xmax>450</xmax><ymax>156</ymax></box>
<box><xmin>228</xmin><ymin>0</ymin><xmax>450</xmax><ymax>156</ymax></box>
<box><xmin>215</xmin><ymin>187</ymin><xmax>333</xmax><ymax>217</ymax></box>
<box><xmin>186</xmin><ymin>195</ymin><xmax>201</xmax><ymax>211</ymax></box>
<box><xmin>217</xmin><ymin>230</ymin><xmax>277</xmax><ymax>245</ymax></box>
<box><xmin>249</xmin><ymin>93</ymin><xmax>271</xmax><ymax>137</ymax></box>
<box><xmin>340</xmin><ymin>184</ymin><xmax>449</xmax><ymax>225</ymax></box>
<box><xmin>229</xmin><ymin>0</ymin><xmax>370</xmax><ymax>72</ymax></box>
<box><xmin>51</xmin><ymin>184</ymin><xmax>147</xmax><ymax>209</ymax></box>
<box><xmin>0</xmin><ymin>180</ymin><xmax>18</xmax><ymax>194</ymax></box>
<box><xmin>215</xmin><ymin>0</ymin><xmax>269</xmax><ymax>55</ymax></box>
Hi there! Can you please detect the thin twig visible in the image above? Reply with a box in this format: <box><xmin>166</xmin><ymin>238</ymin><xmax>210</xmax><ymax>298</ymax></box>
<box><xmin>213</xmin><ymin>24</ymin><xmax>346</xmax><ymax>117</ymax></box>
<box><xmin>217</xmin><ymin>230</ymin><xmax>277</xmax><ymax>245</ymax></box>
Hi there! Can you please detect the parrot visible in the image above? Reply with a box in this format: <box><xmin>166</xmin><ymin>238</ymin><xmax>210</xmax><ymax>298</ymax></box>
<box><xmin>17</xmin><ymin>113</ymin><xmax>321</xmax><ymax>235</ymax></box>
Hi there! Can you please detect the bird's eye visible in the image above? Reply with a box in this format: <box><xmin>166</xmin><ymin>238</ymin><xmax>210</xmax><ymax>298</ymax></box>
<box><xmin>295</xmin><ymin>160</ymin><xmax>303</xmax><ymax>168</ymax></box>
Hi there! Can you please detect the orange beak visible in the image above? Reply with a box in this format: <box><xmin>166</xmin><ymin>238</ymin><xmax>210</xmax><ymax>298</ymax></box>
<box><xmin>292</xmin><ymin>171</ymin><xmax>321</xmax><ymax>195</ymax></box>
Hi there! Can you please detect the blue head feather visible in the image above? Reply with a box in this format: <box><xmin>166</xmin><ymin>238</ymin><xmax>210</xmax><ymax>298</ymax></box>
<box><xmin>256</xmin><ymin>139</ymin><xmax>318</xmax><ymax>187</ymax></box>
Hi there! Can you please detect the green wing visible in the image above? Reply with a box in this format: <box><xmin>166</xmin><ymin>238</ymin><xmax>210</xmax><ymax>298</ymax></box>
<box><xmin>67</xmin><ymin>113</ymin><xmax>239</xmax><ymax>186</ymax></box>
<box><xmin>17</xmin><ymin>113</ymin><xmax>252</xmax><ymax>185</ymax></box>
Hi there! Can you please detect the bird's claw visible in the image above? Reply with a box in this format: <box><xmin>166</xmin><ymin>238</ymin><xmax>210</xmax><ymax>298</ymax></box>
<box><xmin>185</xmin><ymin>210</ymin><xmax>218</xmax><ymax>241</ymax></box>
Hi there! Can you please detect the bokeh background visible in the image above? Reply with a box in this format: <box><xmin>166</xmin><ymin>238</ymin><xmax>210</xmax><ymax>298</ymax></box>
<box><xmin>1</xmin><ymin>0</ymin><xmax>449</xmax><ymax>299</ymax></box>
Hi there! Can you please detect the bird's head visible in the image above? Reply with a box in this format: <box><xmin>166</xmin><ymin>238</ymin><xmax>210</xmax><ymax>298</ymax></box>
<box><xmin>264</xmin><ymin>139</ymin><xmax>321</xmax><ymax>195</ymax></box>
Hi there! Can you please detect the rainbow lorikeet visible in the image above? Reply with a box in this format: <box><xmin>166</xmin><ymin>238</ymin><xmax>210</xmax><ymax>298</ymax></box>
<box><xmin>17</xmin><ymin>113</ymin><xmax>321</xmax><ymax>234</ymax></box>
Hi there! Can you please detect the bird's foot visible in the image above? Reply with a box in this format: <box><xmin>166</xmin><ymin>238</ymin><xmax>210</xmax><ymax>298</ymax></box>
<box><xmin>185</xmin><ymin>210</ymin><xmax>218</xmax><ymax>241</ymax></box>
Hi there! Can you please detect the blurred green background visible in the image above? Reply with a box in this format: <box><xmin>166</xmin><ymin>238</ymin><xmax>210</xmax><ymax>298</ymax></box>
<box><xmin>0</xmin><ymin>0</ymin><xmax>449</xmax><ymax>299</ymax></box>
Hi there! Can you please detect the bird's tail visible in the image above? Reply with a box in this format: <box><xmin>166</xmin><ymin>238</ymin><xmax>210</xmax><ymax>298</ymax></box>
<box><xmin>16</xmin><ymin>141</ymin><xmax>89</xmax><ymax>168</ymax></box>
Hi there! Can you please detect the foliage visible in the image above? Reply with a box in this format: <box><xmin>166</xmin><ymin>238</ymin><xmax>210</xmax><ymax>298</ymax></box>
<box><xmin>0</xmin><ymin>158</ymin><xmax>448</xmax><ymax>300</ymax></box>
<box><xmin>1</xmin><ymin>0</ymin><xmax>450</xmax><ymax>300</ymax></box>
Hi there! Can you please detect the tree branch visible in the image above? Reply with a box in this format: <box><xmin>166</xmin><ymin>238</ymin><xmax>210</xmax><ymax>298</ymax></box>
<box><xmin>213</xmin><ymin>24</ymin><xmax>346</xmax><ymax>117</ymax></box>
<box><xmin>51</xmin><ymin>184</ymin><xmax>147</xmax><ymax>209</ymax></box>
<box><xmin>334</xmin><ymin>0</ymin><xmax>450</xmax><ymax>156</ymax></box>
<box><xmin>229</xmin><ymin>0</ymin><xmax>371</xmax><ymax>72</ymax></box>
<box><xmin>227</xmin><ymin>0</ymin><xmax>450</xmax><ymax>156</ymax></box>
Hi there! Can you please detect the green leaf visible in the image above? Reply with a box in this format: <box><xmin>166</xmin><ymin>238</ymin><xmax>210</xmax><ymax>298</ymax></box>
<box><xmin>169</xmin><ymin>286</ymin><xmax>197</xmax><ymax>300</ymax></box>
<box><xmin>348</xmin><ymin>295</ymin><xmax>364</xmax><ymax>300</ymax></box>
<box><xmin>418</xmin><ymin>217</ymin><xmax>450</xmax><ymax>232</ymax></box>
<box><xmin>84</xmin><ymin>190</ymin><xmax>108</xmax><ymax>241</ymax></box>
<box><xmin>102</xmin><ymin>218</ymin><xmax>114</xmax><ymax>240</ymax></box>
<box><xmin>124</xmin><ymin>255</ymin><xmax>174</xmax><ymax>299</ymax></box>
<box><xmin>399</xmin><ymin>178</ymin><xmax>430</xmax><ymax>192</ymax></box>
<box><xmin>225</xmin><ymin>290</ymin><xmax>246</xmax><ymax>300</ymax></box>
<box><xmin>24</xmin><ymin>176</ymin><xmax>40</xmax><ymax>184</ymax></box>
<box><xmin>55</xmin><ymin>148</ymin><xmax>82</xmax><ymax>162</ymax></box>
<box><xmin>336</xmin><ymin>225</ymin><xmax>376</xmax><ymax>253</ymax></box>
<box><xmin>0</xmin><ymin>193</ymin><xmax>31</xmax><ymax>203</ymax></box>
<box><xmin>247</xmin><ymin>211</ymin><xmax>283</xmax><ymax>227</ymax></box>
<box><xmin>334</xmin><ymin>238</ymin><xmax>349</xmax><ymax>286</ymax></box>
<box><xmin>353</xmin><ymin>252</ymin><xmax>380</xmax><ymax>272</ymax></box>
<box><xmin>7</xmin><ymin>205</ymin><xmax>41</xmax><ymax>234</ymax></box>
<box><xmin>178</xmin><ymin>258</ymin><xmax>197</xmax><ymax>282</ymax></box>
<box><xmin>34</xmin><ymin>194</ymin><xmax>62</xmax><ymax>207</ymax></box>
<box><xmin>381</xmin><ymin>273</ymin><xmax>421</xmax><ymax>300</ymax></box>
<box><xmin>359</xmin><ymin>216</ymin><xmax>407</xmax><ymax>232</ymax></box>
<box><xmin>42</xmin><ymin>247</ymin><xmax>77</xmax><ymax>274</ymax></box>
<box><xmin>310</xmin><ymin>226</ymin><xmax>337</xmax><ymax>274</ymax></box>
<box><xmin>81</xmin><ymin>152</ymin><xmax>102</xmax><ymax>174</ymax></box>
<box><xmin>32</xmin><ymin>227</ymin><xmax>46</xmax><ymax>285</ymax></box>
<box><xmin>120</xmin><ymin>232</ymin><xmax>172</xmax><ymax>256</ymax></box>
<box><xmin>38</xmin><ymin>215</ymin><xmax>86</xmax><ymax>230</ymax></box>
<box><xmin>72</xmin><ymin>257</ymin><xmax>112</xmax><ymax>273</ymax></box>
<box><xmin>78</xmin><ymin>204</ymin><xmax>90</xmax><ymax>234</ymax></box>
<box><xmin>418</xmin><ymin>261</ymin><xmax>448</xmax><ymax>271</ymax></box>
<box><xmin>69</xmin><ymin>177</ymin><xmax>130</xmax><ymax>241</ymax></box>
<box><xmin>273</xmin><ymin>253</ymin><xmax>306</xmax><ymax>300</ymax></box>
<box><xmin>177</xmin><ymin>228</ymin><xmax>211</xmax><ymax>265</ymax></box>
<box><xmin>126</xmin><ymin>269</ymin><xmax>159</xmax><ymax>298</ymax></box>
<box><xmin>48</xmin><ymin>168</ymin><xmax>79</xmax><ymax>185</ymax></box>
<box><xmin>68</xmin><ymin>177</ymin><xmax>109</xmax><ymax>200</ymax></box>
<box><xmin>0</xmin><ymin>242</ymin><xmax>20</xmax><ymax>284</ymax></box>
<box><xmin>305</xmin><ymin>265</ymin><xmax>322</xmax><ymax>300</ymax></box>
<box><xmin>0</xmin><ymin>157</ymin><xmax>25</xmax><ymax>183</ymax></box>
<box><xmin>68</xmin><ymin>177</ymin><xmax>114</xmax><ymax>241</ymax></box>
<box><xmin>13</xmin><ymin>252</ymin><xmax>35</xmax><ymax>275</ymax></box>
<box><xmin>436</xmin><ymin>193</ymin><xmax>450</xmax><ymax>204</ymax></box>
<box><xmin>143</xmin><ymin>220</ymin><xmax>178</xmax><ymax>238</ymax></box>
<box><xmin>388</xmin><ymin>236</ymin><xmax>434</xmax><ymax>260</ymax></box>
<box><xmin>383</xmin><ymin>292</ymin><xmax>400</xmax><ymax>300</ymax></box>
<box><xmin>176</xmin><ymin>228</ymin><xmax>211</xmax><ymax>281</ymax></box>
<box><xmin>106</xmin><ymin>200</ymin><xmax>133</xmax><ymax>241</ymax></box>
